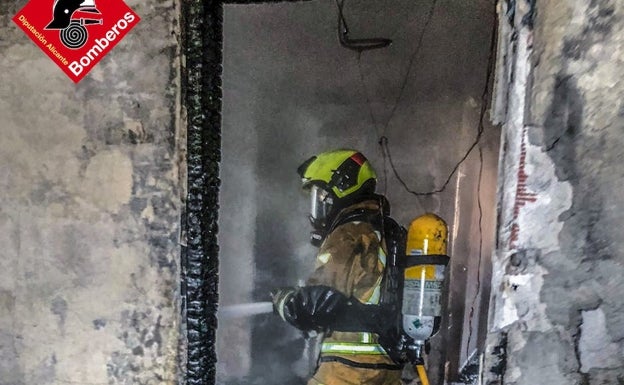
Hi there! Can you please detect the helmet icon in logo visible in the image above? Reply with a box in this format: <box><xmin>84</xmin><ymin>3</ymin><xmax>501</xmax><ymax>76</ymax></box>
<box><xmin>45</xmin><ymin>0</ymin><xmax>103</xmax><ymax>49</ymax></box>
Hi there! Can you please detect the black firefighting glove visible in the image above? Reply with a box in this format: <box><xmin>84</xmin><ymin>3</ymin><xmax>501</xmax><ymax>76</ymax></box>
<box><xmin>271</xmin><ymin>285</ymin><xmax>395</xmax><ymax>334</ymax></box>
<box><xmin>272</xmin><ymin>285</ymin><xmax>350</xmax><ymax>331</ymax></box>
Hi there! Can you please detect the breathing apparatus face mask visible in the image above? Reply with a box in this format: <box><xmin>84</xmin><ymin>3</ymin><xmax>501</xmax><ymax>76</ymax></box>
<box><xmin>305</xmin><ymin>185</ymin><xmax>335</xmax><ymax>247</ymax></box>
<box><xmin>309</xmin><ymin>184</ymin><xmax>333</xmax><ymax>229</ymax></box>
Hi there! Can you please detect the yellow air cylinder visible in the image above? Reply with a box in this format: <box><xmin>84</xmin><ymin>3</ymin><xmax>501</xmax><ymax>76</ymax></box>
<box><xmin>406</xmin><ymin>213</ymin><xmax>448</xmax><ymax>256</ymax></box>
<box><xmin>402</xmin><ymin>213</ymin><xmax>449</xmax><ymax>345</ymax></box>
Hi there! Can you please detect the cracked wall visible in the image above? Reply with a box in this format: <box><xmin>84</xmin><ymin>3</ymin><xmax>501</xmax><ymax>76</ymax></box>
<box><xmin>0</xmin><ymin>1</ymin><xmax>183</xmax><ymax>384</ymax></box>
<box><xmin>485</xmin><ymin>0</ymin><xmax>624</xmax><ymax>383</ymax></box>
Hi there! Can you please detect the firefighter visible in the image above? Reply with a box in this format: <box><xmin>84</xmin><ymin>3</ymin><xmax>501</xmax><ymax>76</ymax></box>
<box><xmin>272</xmin><ymin>149</ymin><xmax>404</xmax><ymax>385</ymax></box>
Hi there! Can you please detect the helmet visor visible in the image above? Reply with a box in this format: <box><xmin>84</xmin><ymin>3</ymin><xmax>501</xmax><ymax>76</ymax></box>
<box><xmin>310</xmin><ymin>185</ymin><xmax>332</xmax><ymax>223</ymax></box>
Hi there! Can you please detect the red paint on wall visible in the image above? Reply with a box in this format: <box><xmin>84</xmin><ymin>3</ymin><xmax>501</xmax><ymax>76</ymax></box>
<box><xmin>509</xmin><ymin>128</ymin><xmax>538</xmax><ymax>249</ymax></box>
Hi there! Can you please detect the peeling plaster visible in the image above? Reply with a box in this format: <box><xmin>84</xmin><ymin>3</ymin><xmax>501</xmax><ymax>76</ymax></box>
<box><xmin>486</xmin><ymin>0</ymin><xmax>624</xmax><ymax>383</ymax></box>
<box><xmin>492</xmin><ymin>129</ymin><xmax>573</xmax><ymax>335</ymax></box>
<box><xmin>521</xmin><ymin>131</ymin><xmax>572</xmax><ymax>252</ymax></box>
<box><xmin>81</xmin><ymin>150</ymin><xmax>134</xmax><ymax>213</ymax></box>
<box><xmin>578</xmin><ymin>308</ymin><xmax>622</xmax><ymax>372</ymax></box>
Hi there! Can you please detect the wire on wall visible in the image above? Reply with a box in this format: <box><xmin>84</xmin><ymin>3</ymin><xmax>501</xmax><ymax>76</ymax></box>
<box><xmin>355</xmin><ymin>54</ymin><xmax>391</xmax><ymax>196</ymax></box>
<box><xmin>350</xmin><ymin>0</ymin><xmax>497</xmax><ymax>198</ymax></box>
<box><xmin>377</xmin><ymin>30</ymin><xmax>492</xmax><ymax>197</ymax></box>
<box><xmin>378</xmin><ymin>0</ymin><xmax>438</xmax><ymax>138</ymax></box>
<box><xmin>350</xmin><ymin>0</ymin><xmax>438</xmax><ymax>195</ymax></box>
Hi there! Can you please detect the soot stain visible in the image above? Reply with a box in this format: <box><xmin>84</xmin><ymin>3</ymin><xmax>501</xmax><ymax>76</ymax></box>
<box><xmin>93</xmin><ymin>318</ymin><xmax>108</xmax><ymax>330</ymax></box>
<box><xmin>50</xmin><ymin>297</ymin><xmax>68</xmax><ymax>329</ymax></box>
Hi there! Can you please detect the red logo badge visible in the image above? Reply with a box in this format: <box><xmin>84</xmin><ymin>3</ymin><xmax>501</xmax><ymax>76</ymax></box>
<box><xmin>13</xmin><ymin>0</ymin><xmax>140</xmax><ymax>83</ymax></box>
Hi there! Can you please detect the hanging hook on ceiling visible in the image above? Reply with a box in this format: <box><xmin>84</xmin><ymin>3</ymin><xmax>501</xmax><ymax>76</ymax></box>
<box><xmin>335</xmin><ymin>0</ymin><xmax>392</xmax><ymax>52</ymax></box>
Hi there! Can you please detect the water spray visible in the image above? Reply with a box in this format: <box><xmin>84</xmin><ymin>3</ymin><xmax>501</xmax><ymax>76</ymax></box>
<box><xmin>218</xmin><ymin>301</ymin><xmax>274</xmax><ymax>320</ymax></box>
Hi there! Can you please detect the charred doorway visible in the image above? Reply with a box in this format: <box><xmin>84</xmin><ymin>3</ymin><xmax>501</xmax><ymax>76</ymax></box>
<box><xmin>182</xmin><ymin>1</ymin><xmax>501</xmax><ymax>384</ymax></box>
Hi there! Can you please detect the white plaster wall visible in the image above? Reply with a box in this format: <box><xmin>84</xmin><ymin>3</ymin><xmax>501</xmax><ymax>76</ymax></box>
<box><xmin>0</xmin><ymin>1</ymin><xmax>183</xmax><ymax>384</ymax></box>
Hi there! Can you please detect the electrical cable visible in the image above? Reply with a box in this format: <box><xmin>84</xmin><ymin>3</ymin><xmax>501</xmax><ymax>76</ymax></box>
<box><xmin>347</xmin><ymin>0</ymin><xmax>497</xmax><ymax>197</ymax></box>
<box><xmin>350</xmin><ymin>0</ymin><xmax>437</xmax><ymax>195</ymax></box>
<box><xmin>345</xmin><ymin>0</ymin><xmax>461</xmax><ymax>197</ymax></box>
<box><xmin>356</xmin><ymin>53</ymin><xmax>381</xmax><ymax>141</ymax></box>
<box><xmin>379</xmin><ymin>0</ymin><xmax>438</xmax><ymax>137</ymax></box>
<box><xmin>355</xmin><ymin>53</ymin><xmax>389</xmax><ymax>195</ymax></box>
<box><xmin>378</xmin><ymin>6</ymin><xmax>497</xmax><ymax>197</ymax></box>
